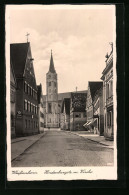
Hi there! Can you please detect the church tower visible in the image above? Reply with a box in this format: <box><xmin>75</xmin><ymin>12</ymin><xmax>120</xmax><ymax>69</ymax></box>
<box><xmin>46</xmin><ymin>50</ymin><xmax>59</xmax><ymax>128</ymax></box>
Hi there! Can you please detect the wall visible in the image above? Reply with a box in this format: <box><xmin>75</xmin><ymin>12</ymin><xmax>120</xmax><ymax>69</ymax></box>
<box><xmin>70</xmin><ymin>112</ymin><xmax>86</xmax><ymax>131</ymax></box>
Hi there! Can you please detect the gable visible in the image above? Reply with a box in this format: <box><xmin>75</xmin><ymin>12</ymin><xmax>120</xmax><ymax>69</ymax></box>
<box><xmin>71</xmin><ymin>93</ymin><xmax>87</xmax><ymax>112</ymax></box>
<box><xmin>10</xmin><ymin>43</ymin><xmax>29</xmax><ymax>78</ymax></box>
<box><xmin>23</xmin><ymin>44</ymin><xmax>37</xmax><ymax>89</ymax></box>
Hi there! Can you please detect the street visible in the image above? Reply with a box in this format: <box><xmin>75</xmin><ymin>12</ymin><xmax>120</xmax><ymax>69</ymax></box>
<box><xmin>12</xmin><ymin>130</ymin><xmax>114</xmax><ymax>167</ymax></box>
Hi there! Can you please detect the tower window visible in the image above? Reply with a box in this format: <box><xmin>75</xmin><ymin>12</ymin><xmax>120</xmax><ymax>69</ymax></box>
<box><xmin>49</xmin><ymin>82</ymin><xmax>51</xmax><ymax>86</ymax></box>
<box><xmin>54</xmin><ymin>82</ymin><xmax>56</xmax><ymax>87</ymax></box>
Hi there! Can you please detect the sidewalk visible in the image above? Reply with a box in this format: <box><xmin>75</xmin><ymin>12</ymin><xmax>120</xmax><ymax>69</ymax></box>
<box><xmin>11</xmin><ymin>132</ymin><xmax>46</xmax><ymax>161</ymax></box>
<box><xmin>67</xmin><ymin>131</ymin><xmax>114</xmax><ymax>149</ymax></box>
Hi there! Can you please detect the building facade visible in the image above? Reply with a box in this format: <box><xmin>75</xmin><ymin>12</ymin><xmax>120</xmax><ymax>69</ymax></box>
<box><xmin>93</xmin><ymin>86</ymin><xmax>104</xmax><ymax>135</ymax></box>
<box><xmin>70</xmin><ymin>92</ymin><xmax>87</xmax><ymax>131</ymax></box>
<box><xmin>85</xmin><ymin>82</ymin><xmax>103</xmax><ymax>133</ymax></box>
<box><xmin>10</xmin><ymin>42</ymin><xmax>39</xmax><ymax>137</ymax></box>
<box><xmin>45</xmin><ymin>51</ymin><xmax>60</xmax><ymax>128</ymax></box>
<box><xmin>10</xmin><ymin>62</ymin><xmax>17</xmax><ymax>138</ymax></box>
<box><xmin>101</xmin><ymin>47</ymin><xmax>113</xmax><ymax>140</ymax></box>
<box><xmin>37</xmin><ymin>84</ymin><xmax>44</xmax><ymax>133</ymax></box>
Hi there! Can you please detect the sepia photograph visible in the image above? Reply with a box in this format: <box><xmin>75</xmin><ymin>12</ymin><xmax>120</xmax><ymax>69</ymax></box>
<box><xmin>6</xmin><ymin>4</ymin><xmax>117</xmax><ymax>181</ymax></box>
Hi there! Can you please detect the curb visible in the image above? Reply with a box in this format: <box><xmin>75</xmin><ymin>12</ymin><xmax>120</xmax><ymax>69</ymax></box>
<box><xmin>86</xmin><ymin>138</ymin><xmax>114</xmax><ymax>149</ymax></box>
<box><xmin>11</xmin><ymin>132</ymin><xmax>46</xmax><ymax>162</ymax></box>
<box><xmin>11</xmin><ymin>139</ymin><xmax>26</xmax><ymax>144</ymax></box>
<box><xmin>64</xmin><ymin>130</ymin><xmax>114</xmax><ymax>150</ymax></box>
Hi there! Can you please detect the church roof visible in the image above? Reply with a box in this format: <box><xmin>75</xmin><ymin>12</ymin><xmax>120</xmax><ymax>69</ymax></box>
<box><xmin>49</xmin><ymin>50</ymin><xmax>56</xmax><ymax>73</ymax></box>
<box><xmin>10</xmin><ymin>42</ymin><xmax>29</xmax><ymax>77</ymax></box>
<box><xmin>89</xmin><ymin>82</ymin><xmax>103</xmax><ymax>100</ymax></box>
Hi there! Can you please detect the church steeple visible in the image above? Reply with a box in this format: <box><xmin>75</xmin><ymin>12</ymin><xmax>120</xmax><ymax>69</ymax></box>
<box><xmin>49</xmin><ymin>50</ymin><xmax>56</xmax><ymax>73</ymax></box>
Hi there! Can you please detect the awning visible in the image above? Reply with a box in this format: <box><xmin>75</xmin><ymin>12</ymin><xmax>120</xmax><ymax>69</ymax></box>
<box><xmin>83</xmin><ymin>121</ymin><xmax>92</xmax><ymax>127</ymax></box>
<box><xmin>83</xmin><ymin>119</ymin><xmax>98</xmax><ymax>128</ymax></box>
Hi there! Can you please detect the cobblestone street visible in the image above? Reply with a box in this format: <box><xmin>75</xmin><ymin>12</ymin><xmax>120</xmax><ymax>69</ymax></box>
<box><xmin>12</xmin><ymin>130</ymin><xmax>114</xmax><ymax>167</ymax></box>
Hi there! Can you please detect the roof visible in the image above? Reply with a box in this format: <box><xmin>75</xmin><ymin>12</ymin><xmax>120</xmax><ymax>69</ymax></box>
<box><xmin>49</xmin><ymin>51</ymin><xmax>56</xmax><ymax>73</ymax></box>
<box><xmin>89</xmin><ymin>82</ymin><xmax>103</xmax><ymax>100</ymax></box>
<box><xmin>42</xmin><ymin>90</ymin><xmax>87</xmax><ymax>102</ymax></box>
<box><xmin>10</xmin><ymin>42</ymin><xmax>29</xmax><ymax>77</ymax></box>
<box><xmin>71</xmin><ymin>92</ymin><xmax>87</xmax><ymax>112</ymax></box>
<box><xmin>58</xmin><ymin>92</ymin><xmax>71</xmax><ymax>101</ymax></box>
<box><xmin>61</xmin><ymin>98</ymin><xmax>70</xmax><ymax>114</ymax></box>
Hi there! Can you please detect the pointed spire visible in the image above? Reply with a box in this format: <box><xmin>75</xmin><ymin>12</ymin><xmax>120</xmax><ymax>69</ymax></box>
<box><xmin>49</xmin><ymin>50</ymin><xmax>56</xmax><ymax>73</ymax></box>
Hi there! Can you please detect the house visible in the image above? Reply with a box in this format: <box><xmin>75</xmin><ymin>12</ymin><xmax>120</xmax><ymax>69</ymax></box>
<box><xmin>70</xmin><ymin>92</ymin><xmax>87</xmax><ymax>131</ymax></box>
<box><xmin>60</xmin><ymin>98</ymin><xmax>70</xmax><ymax>130</ymax></box>
<box><xmin>37</xmin><ymin>84</ymin><xmax>44</xmax><ymax>133</ymax></box>
<box><xmin>85</xmin><ymin>81</ymin><xmax>103</xmax><ymax>133</ymax></box>
<box><xmin>10</xmin><ymin>61</ymin><xmax>17</xmax><ymax>138</ymax></box>
<box><xmin>10</xmin><ymin>42</ymin><xmax>39</xmax><ymax>137</ymax></box>
<box><xmin>92</xmin><ymin>85</ymin><xmax>104</xmax><ymax>135</ymax></box>
<box><xmin>101</xmin><ymin>46</ymin><xmax>113</xmax><ymax>140</ymax></box>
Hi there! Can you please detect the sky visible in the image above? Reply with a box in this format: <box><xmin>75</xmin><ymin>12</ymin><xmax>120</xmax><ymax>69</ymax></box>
<box><xmin>8</xmin><ymin>5</ymin><xmax>115</xmax><ymax>94</ymax></box>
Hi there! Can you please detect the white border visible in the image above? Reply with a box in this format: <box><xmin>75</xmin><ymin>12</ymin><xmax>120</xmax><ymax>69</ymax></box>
<box><xmin>6</xmin><ymin>4</ymin><xmax>117</xmax><ymax>181</ymax></box>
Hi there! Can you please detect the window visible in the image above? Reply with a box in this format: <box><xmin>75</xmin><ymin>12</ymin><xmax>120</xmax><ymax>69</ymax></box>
<box><xmin>29</xmin><ymin>86</ymin><xmax>31</xmax><ymax>95</ymax></box>
<box><xmin>33</xmin><ymin>105</ymin><xmax>35</xmax><ymax>114</ymax></box>
<box><xmin>25</xmin><ymin>119</ymin><xmax>27</xmax><ymax>128</ymax></box>
<box><xmin>36</xmin><ymin>106</ymin><xmax>37</xmax><ymax>114</ymax></box>
<box><xmin>35</xmin><ymin>92</ymin><xmax>37</xmax><ymax>100</ymax></box>
<box><xmin>110</xmin><ymin>80</ymin><xmax>113</xmax><ymax>96</ymax></box>
<box><xmin>28</xmin><ymin>101</ymin><xmax>30</xmax><ymax>112</ymax></box>
<box><xmin>24</xmin><ymin>81</ymin><xmax>28</xmax><ymax>93</ymax></box>
<box><xmin>107</xmin><ymin>111</ymin><xmax>112</xmax><ymax>127</ymax></box>
<box><xmin>54</xmin><ymin>82</ymin><xmax>56</xmax><ymax>87</ymax></box>
<box><xmin>31</xmin><ymin>87</ymin><xmax>33</xmax><ymax>96</ymax></box>
<box><xmin>106</xmin><ymin>83</ymin><xmax>109</xmax><ymax>99</ymax></box>
<box><xmin>75</xmin><ymin>113</ymin><xmax>81</xmax><ymax>118</ymax></box>
<box><xmin>28</xmin><ymin>84</ymin><xmax>30</xmax><ymax>94</ymax></box>
<box><xmin>24</xmin><ymin>100</ymin><xmax>27</xmax><ymax>110</ymax></box>
<box><xmin>31</xmin><ymin>103</ymin><xmax>33</xmax><ymax>112</ymax></box>
<box><xmin>31</xmin><ymin>121</ymin><xmax>33</xmax><ymax>129</ymax></box>
<box><xmin>49</xmin><ymin>82</ymin><xmax>51</xmax><ymax>86</ymax></box>
<box><xmin>34</xmin><ymin>121</ymin><xmax>35</xmax><ymax>129</ymax></box>
<box><xmin>48</xmin><ymin>103</ymin><xmax>52</xmax><ymax>113</ymax></box>
<box><xmin>33</xmin><ymin>89</ymin><xmax>34</xmax><ymax>97</ymax></box>
<box><xmin>28</xmin><ymin>120</ymin><xmax>30</xmax><ymax>128</ymax></box>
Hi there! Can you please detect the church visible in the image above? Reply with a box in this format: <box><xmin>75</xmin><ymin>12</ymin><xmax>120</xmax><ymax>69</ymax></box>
<box><xmin>45</xmin><ymin>50</ymin><xmax>60</xmax><ymax>128</ymax></box>
<box><xmin>43</xmin><ymin>51</ymin><xmax>87</xmax><ymax>129</ymax></box>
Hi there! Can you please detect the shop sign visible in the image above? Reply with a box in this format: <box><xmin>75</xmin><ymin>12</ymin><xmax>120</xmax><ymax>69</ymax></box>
<box><xmin>17</xmin><ymin>111</ymin><xmax>22</xmax><ymax>118</ymax></box>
